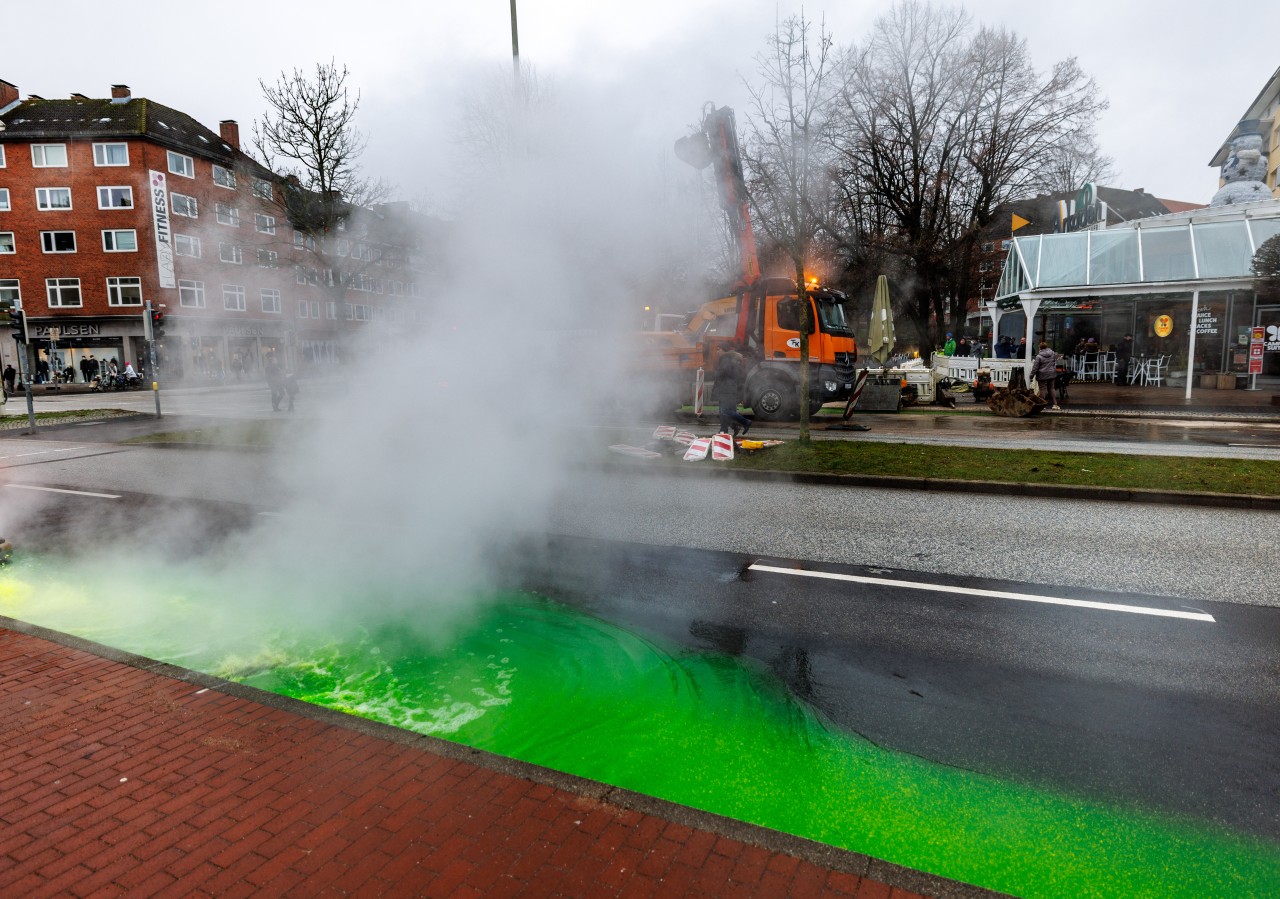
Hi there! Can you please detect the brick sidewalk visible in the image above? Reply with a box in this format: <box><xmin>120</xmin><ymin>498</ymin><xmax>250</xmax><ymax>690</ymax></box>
<box><xmin>0</xmin><ymin>625</ymin><xmax>980</xmax><ymax>898</ymax></box>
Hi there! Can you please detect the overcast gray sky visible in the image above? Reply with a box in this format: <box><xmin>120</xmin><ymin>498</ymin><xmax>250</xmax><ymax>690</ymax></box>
<box><xmin>3</xmin><ymin>0</ymin><xmax>1275</xmax><ymax>207</ymax></box>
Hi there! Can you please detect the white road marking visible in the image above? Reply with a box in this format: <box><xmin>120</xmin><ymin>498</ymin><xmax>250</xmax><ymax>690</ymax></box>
<box><xmin>749</xmin><ymin>563</ymin><xmax>1216</xmax><ymax>622</ymax></box>
<box><xmin>4</xmin><ymin>484</ymin><xmax>122</xmax><ymax>499</ymax></box>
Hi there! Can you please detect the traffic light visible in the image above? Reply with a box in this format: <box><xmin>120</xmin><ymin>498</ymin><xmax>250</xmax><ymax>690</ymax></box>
<box><xmin>150</xmin><ymin>310</ymin><xmax>166</xmax><ymax>342</ymax></box>
<box><xmin>7</xmin><ymin>308</ymin><xmax>25</xmax><ymax>343</ymax></box>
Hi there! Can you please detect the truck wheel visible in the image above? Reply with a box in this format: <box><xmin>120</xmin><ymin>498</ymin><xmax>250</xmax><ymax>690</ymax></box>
<box><xmin>750</xmin><ymin>380</ymin><xmax>794</xmax><ymax>422</ymax></box>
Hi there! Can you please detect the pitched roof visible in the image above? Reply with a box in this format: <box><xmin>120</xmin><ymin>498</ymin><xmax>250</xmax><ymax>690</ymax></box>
<box><xmin>0</xmin><ymin>95</ymin><xmax>244</xmax><ymax>167</ymax></box>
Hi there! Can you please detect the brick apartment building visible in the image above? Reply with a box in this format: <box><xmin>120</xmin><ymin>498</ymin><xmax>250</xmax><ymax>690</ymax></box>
<box><xmin>0</xmin><ymin>78</ymin><xmax>431</xmax><ymax>384</ymax></box>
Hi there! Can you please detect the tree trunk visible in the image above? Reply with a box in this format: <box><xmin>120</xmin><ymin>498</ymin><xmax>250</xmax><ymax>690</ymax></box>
<box><xmin>796</xmin><ymin>259</ymin><xmax>811</xmax><ymax>443</ymax></box>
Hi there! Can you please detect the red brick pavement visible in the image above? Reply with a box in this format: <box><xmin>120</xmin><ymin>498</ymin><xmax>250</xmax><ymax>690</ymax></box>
<box><xmin>0</xmin><ymin>626</ymin><xmax>973</xmax><ymax>898</ymax></box>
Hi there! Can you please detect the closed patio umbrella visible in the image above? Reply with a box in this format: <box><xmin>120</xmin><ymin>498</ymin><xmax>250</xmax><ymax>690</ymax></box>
<box><xmin>869</xmin><ymin>275</ymin><xmax>895</xmax><ymax>366</ymax></box>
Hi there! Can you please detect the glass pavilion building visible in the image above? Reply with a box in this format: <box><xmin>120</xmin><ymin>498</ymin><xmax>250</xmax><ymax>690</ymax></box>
<box><xmin>993</xmin><ymin>199</ymin><xmax>1280</xmax><ymax>397</ymax></box>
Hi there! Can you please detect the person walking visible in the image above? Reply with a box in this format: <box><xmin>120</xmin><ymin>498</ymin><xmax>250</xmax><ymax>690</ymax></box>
<box><xmin>713</xmin><ymin>349</ymin><xmax>752</xmax><ymax>436</ymax></box>
<box><xmin>79</xmin><ymin>356</ymin><xmax>92</xmax><ymax>384</ymax></box>
<box><xmin>2</xmin><ymin>364</ymin><xmax>15</xmax><ymax>397</ymax></box>
<box><xmin>1030</xmin><ymin>341</ymin><xmax>1061</xmax><ymax>410</ymax></box>
<box><xmin>1114</xmin><ymin>334</ymin><xmax>1134</xmax><ymax>385</ymax></box>
<box><xmin>264</xmin><ymin>358</ymin><xmax>286</xmax><ymax>411</ymax></box>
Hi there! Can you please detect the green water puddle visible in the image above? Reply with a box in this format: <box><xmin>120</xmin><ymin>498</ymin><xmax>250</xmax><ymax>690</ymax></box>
<box><xmin>2</xmin><ymin>556</ymin><xmax>1276</xmax><ymax>897</ymax></box>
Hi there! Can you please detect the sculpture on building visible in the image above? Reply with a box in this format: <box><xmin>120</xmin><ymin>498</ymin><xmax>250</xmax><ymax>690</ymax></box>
<box><xmin>1210</xmin><ymin>130</ymin><xmax>1271</xmax><ymax>206</ymax></box>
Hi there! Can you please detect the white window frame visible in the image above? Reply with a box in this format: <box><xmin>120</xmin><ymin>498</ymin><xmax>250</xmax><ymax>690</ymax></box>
<box><xmin>102</xmin><ymin>230</ymin><xmax>138</xmax><ymax>253</ymax></box>
<box><xmin>222</xmin><ymin>284</ymin><xmax>246</xmax><ymax>311</ymax></box>
<box><xmin>257</xmin><ymin>248</ymin><xmax>278</xmax><ymax>267</ymax></box>
<box><xmin>174</xmin><ymin>234</ymin><xmax>201</xmax><ymax>258</ymax></box>
<box><xmin>92</xmin><ymin>142</ymin><xmax>129</xmax><ymax>166</ymax></box>
<box><xmin>0</xmin><ymin>232</ymin><xmax>14</xmax><ymax>254</ymax></box>
<box><xmin>252</xmin><ymin>178</ymin><xmax>273</xmax><ymax>200</ymax></box>
<box><xmin>167</xmin><ymin>150</ymin><xmax>194</xmax><ymax>178</ymax></box>
<box><xmin>219</xmin><ymin>243</ymin><xmax>242</xmax><ymax>264</ymax></box>
<box><xmin>46</xmin><ymin>278</ymin><xmax>82</xmax><ymax>308</ymax></box>
<box><xmin>211</xmin><ymin>164</ymin><xmax>237</xmax><ymax>189</ymax></box>
<box><xmin>178</xmin><ymin>279</ymin><xmax>206</xmax><ymax>309</ymax></box>
<box><xmin>36</xmin><ymin>187</ymin><xmax>72</xmax><ymax>211</ymax></box>
<box><xmin>171</xmin><ymin>193</ymin><xmax>198</xmax><ymax>218</ymax></box>
<box><xmin>32</xmin><ymin>144</ymin><xmax>68</xmax><ymax>168</ymax></box>
<box><xmin>216</xmin><ymin>203</ymin><xmax>240</xmax><ymax>227</ymax></box>
<box><xmin>0</xmin><ymin>279</ymin><xmax>19</xmax><ymax>305</ymax></box>
<box><xmin>254</xmin><ymin>213</ymin><xmax>276</xmax><ymax>235</ymax></box>
<box><xmin>297</xmin><ymin>299</ymin><xmax>310</xmax><ymax>318</ymax></box>
<box><xmin>0</xmin><ymin>146</ymin><xmax>5</xmax><ymax>167</ymax></box>
<box><xmin>261</xmin><ymin>288</ymin><xmax>282</xmax><ymax>314</ymax></box>
<box><xmin>0</xmin><ymin>188</ymin><xmax>9</xmax><ymax>212</ymax></box>
<box><xmin>97</xmin><ymin>186</ymin><xmax>134</xmax><ymax>209</ymax></box>
<box><xmin>40</xmin><ymin>231</ymin><xmax>77</xmax><ymax>254</ymax></box>
<box><xmin>106</xmin><ymin>276</ymin><xmax>143</xmax><ymax>307</ymax></box>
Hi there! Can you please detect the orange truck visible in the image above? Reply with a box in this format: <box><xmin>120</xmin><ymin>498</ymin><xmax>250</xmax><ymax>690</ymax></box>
<box><xmin>635</xmin><ymin>104</ymin><xmax>857</xmax><ymax>420</ymax></box>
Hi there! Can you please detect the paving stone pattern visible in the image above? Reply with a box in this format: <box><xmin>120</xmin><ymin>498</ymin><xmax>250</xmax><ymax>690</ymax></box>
<box><xmin>0</xmin><ymin>629</ymin><xmax>931</xmax><ymax>898</ymax></box>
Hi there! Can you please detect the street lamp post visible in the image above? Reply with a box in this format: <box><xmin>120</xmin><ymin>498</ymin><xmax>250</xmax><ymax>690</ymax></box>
<box><xmin>510</xmin><ymin>0</ymin><xmax>520</xmax><ymax>80</ymax></box>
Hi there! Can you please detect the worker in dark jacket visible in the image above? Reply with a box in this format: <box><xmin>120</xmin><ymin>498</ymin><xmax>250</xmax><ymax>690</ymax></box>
<box><xmin>1030</xmin><ymin>342</ymin><xmax>1061</xmax><ymax>410</ymax></box>
<box><xmin>713</xmin><ymin>350</ymin><xmax>752</xmax><ymax>436</ymax></box>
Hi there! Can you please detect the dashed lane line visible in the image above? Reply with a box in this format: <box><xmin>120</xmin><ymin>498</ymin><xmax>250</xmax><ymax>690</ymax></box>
<box><xmin>749</xmin><ymin>563</ymin><xmax>1215</xmax><ymax>622</ymax></box>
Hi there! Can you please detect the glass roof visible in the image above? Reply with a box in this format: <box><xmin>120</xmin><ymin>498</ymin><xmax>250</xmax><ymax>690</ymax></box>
<box><xmin>995</xmin><ymin>201</ymin><xmax>1280</xmax><ymax>302</ymax></box>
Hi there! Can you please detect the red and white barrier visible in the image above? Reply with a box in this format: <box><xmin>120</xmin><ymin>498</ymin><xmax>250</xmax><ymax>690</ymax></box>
<box><xmin>652</xmin><ymin>426</ymin><xmax>676</xmax><ymax>440</ymax></box>
<box><xmin>683</xmin><ymin>437</ymin><xmax>712</xmax><ymax>461</ymax></box>
<box><xmin>609</xmin><ymin>444</ymin><xmax>662</xmax><ymax>459</ymax></box>
<box><xmin>711</xmin><ymin>432</ymin><xmax>734</xmax><ymax>461</ymax></box>
<box><xmin>843</xmin><ymin>369</ymin><xmax>870</xmax><ymax>421</ymax></box>
<box><xmin>693</xmin><ymin>367</ymin><xmax>705</xmax><ymax>416</ymax></box>
<box><xmin>673</xmin><ymin>430</ymin><xmax>698</xmax><ymax>445</ymax></box>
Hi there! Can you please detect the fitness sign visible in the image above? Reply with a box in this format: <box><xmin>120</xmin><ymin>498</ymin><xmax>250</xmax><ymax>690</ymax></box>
<box><xmin>1052</xmin><ymin>182</ymin><xmax>1108</xmax><ymax>233</ymax></box>
<box><xmin>148</xmin><ymin>170</ymin><xmax>177</xmax><ymax>289</ymax></box>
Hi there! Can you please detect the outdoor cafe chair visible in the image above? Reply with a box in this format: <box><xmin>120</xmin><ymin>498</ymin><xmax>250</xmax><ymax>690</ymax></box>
<box><xmin>1080</xmin><ymin>353</ymin><xmax>1100</xmax><ymax>381</ymax></box>
<box><xmin>1101</xmin><ymin>353</ymin><xmax>1117</xmax><ymax>381</ymax></box>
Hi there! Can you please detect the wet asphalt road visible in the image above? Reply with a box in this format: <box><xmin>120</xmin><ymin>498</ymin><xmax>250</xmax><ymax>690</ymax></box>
<box><xmin>512</xmin><ymin>535</ymin><xmax>1280</xmax><ymax>844</ymax></box>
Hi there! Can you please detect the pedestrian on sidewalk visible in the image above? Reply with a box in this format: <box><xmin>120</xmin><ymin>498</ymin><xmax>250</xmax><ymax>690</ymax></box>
<box><xmin>1114</xmin><ymin>334</ymin><xmax>1134</xmax><ymax>385</ymax></box>
<box><xmin>284</xmin><ymin>371</ymin><xmax>299</xmax><ymax>412</ymax></box>
<box><xmin>265</xmin><ymin>358</ymin><xmax>285</xmax><ymax>411</ymax></box>
<box><xmin>1030</xmin><ymin>342</ymin><xmax>1061</xmax><ymax>410</ymax></box>
<box><xmin>714</xmin><ymin>349</ymin><xmax>752</xmax><ymax>436</ymax></box>
<box><xmin>3</xmin><ymin>364</ymin><xmax>15</xmax><ymax>397</ymax></box>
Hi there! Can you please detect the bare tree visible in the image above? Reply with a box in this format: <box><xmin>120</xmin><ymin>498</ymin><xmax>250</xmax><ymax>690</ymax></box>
<box><xmin>1253</xmin><ymin>235</ymin><xmax>1280</xmax><ymax>304</ymax></box>
<box><xmin>830</xmin><ymin>1</ymin><xmax>1110</xmax><ymax>346</ymax></box>
<box><xmin>740</xmin><ymin>12</ymin><xmax>841</xmax><ymax>442</ymax></box>
<box><xmin>251</xmin><ymin>61</ymin><xmax>395</xmax><ymax>338</ymax></box>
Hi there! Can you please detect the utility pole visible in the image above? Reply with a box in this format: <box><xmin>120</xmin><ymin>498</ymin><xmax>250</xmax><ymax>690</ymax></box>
<box><xmin>510</xmin><ymin>0</ymin><xmax>521</xmax><ymax>81</ymax></box>
<box><xmin>144</xmin><ymin>300</ymin><xmax>163</xmax><ymax>418</ymax></box>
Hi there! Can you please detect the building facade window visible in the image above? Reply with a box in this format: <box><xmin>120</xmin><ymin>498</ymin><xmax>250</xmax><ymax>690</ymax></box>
<box><xmin>174</xmin><ymin>234</ymin><xmax>201</xmax><ymax>257</ymax></box>
<box><xmin>212</xmin><ymin>165</ymin><xmax>237</xmax><ymax>189</ymax></box>
<box><xmin>36</xmin><ymin>187</ymin><xmax>72</xmax><ymax>210</ymax></box>
<box><xmin>251</xmin><ymin>178</ymin><xmax>273</xmax><ymax>200</ymax></box>
<box><xmin>167</xmin><ymin>150</ymin><xmax>194</xmax><ymax>178</ymax></box>
<box><xmin>0</xmin><ymin>280</ymin><xmax>19</xmax><ymax>304</ymax></box>
<box><xmin>40</xmin><ymin>231</ymin><xmax>76</xmax><ymax>253</ymax></box>
<box><xmin>0</xmin><ymin>233</ymin><xmax>14</xmax><ymax>254</ymax></box>
<box><xmin>46</xmin><ymin>278</ymin><xmax>82</xmax><ymax>307</ymax></box>
<box><xmin>223</xmin><ymin>285</ymin><xmax>246</xmax><ymax>311</ymax></box>
<box><xmin>0</xmin><ymin>146</ymin><xmax>6</xmax><ymax>167</ymax></box>
<box><xmin>171</xmin><ymin>193</ymin><xmax>197</xmax><ymax>217</ymax></box>
<box><xmin>106</xmin><ymin>276</ymin><xmax>142</xmax><ymax>306</ymax></box>
<box><xmin>92</xmin><ymin>143</ymin><xmax>129</xmax><ymax>166</ymax></box>
<box><xmin>297</xmin><ymin>299</ymin><xmax>310</xmax><ymax>318</ymax></box>
<box><xmin>294</xmin><ymin>230</ymin><xmax>316</xmax><ymax>251</ymax></box>
<box><xmin>0</xmin><ymin>189</ymin><xmax>9</xmax><ymax>211</ymax></box>
<box><xmin>216</xmin><ymin>203</ymin><xmax>240</xmax><ymax>226</ymax></box>
<box><xmin>261</xmin><ymin>288</ymin><xmax>281</xmax><ymax>314</ymax></box>
<box><xmin>32</xmin><ymin>144</ymin><xmax>68</xmax><ymax>167</ymax></box>
<box><xmin>97</xmin><ymin>186</ymin><xmax>133</xmax><ymax>209</ymax></box>
<box><xmin>102</xmin><ymin>230</ymin><xmax>137</xmax><ymax>252</ymax></box>
<box><xmin>178</xmin><ymin>280</ymin><xmax>206</xmax><ymax>308</ymax></box>
<box><xmin>254</xmin><ymin>213</ymin><xmax>276</xmax><ymax>234</ymax></box>
<box><xmin>257</xmin><ymin>248</ymin><xmax>277</xmax><ymax>267</ymax></box>
<box><xmin>219</xmin><ymin>243</ymin><xmax>242</xmax><ymax>264</ymax></box>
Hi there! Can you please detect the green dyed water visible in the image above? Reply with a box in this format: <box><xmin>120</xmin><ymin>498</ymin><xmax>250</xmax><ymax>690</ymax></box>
<box><xmin>1</xmin><ymin>556</ymin><xmax>1276</xmax><ymax>898</ymax></box>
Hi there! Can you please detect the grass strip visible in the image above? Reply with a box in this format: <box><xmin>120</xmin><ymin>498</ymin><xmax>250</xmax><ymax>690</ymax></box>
<box><xmin>127</xmin><ymin>420</ymin><xmax>285</xmax><ymax>447</ymax></box>
<box><xmin>724</xmin><ymin>440</ymin><xmax>1280</xmax><ymax>495</ymax></box>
